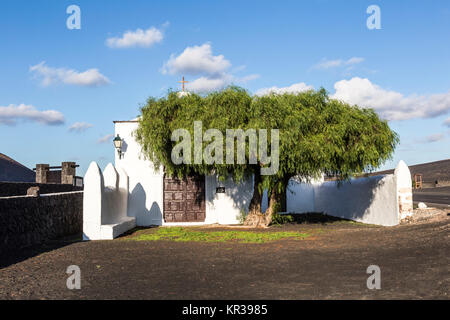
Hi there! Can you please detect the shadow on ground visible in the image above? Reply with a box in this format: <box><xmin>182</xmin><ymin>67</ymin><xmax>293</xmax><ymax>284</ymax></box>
<box><xmin>118</xmin><ymin>225</ymin><xmax>159</xmax><ymax>238</ymax></box>
<box><xmin>0</xmin><ymin>233</ymin><xmax>82</xmax><ymax>269</ymax></box>
<box><xmin>280</xmin><ymin>212</ymin><xmax>355</xmax><ymax>224</ymax></box>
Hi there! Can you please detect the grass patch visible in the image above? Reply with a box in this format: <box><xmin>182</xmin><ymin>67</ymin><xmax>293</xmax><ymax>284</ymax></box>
<box><xmin>125</xmin><ymin>227</ymin><xmax>310</xmax><ymax>243</ymax></box>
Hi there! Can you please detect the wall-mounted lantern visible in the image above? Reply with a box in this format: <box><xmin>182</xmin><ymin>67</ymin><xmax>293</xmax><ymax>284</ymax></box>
<box><xmin>113</xmin><ymin>134</ymin><xmax>124</xmax><ymax>159</ymax></box>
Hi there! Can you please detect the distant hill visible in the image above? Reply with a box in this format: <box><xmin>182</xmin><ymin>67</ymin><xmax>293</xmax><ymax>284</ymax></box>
<box><xmin>0</xmin><ymin>153</ymin><xmax>35</xmax><ymax>182</ymax></box>
<box><xmin>368</xmin><ymin>159</ymin><xmax>450</xmax><ymax>185</ymax></box>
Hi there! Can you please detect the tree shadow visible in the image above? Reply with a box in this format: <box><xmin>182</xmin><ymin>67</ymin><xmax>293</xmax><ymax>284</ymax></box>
<box><xmin>284</xmin><ymin>212</ymin><xmax>354</xmax><ymax>224</ymax></box>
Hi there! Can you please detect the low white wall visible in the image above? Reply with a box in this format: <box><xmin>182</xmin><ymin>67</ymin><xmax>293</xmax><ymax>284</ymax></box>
<box><xmin>83</xmin><ymin>162</ymin><xmax>103</xmax><ymax>239</ymax></box>
<box><xmin>83</xmin><ymin>161</ymin><xmax>135</xmax><ymax>240</ymax></box>
<box><xmin>285</xmin><ymin>161</ymin><xmax>413</xmax><ymax>226</ymax></box>
<box><xmin>261</xmin><ymin>176</ymin><xmax>323</xmax><ymax>213</ymax></box>
<box><xmin>314</xmin><ymin>175</ymin><xmax>398</xmax><ymax>226</ymax></box>
<box><xmin>102</xmin><ymin>163</ymin><xmax>129</xmax><ymax>224</ymax></box>
<box><xmin>286</xmin><ymin>176</ymin><xmax>324</xmax><ymax>213</ymax></box>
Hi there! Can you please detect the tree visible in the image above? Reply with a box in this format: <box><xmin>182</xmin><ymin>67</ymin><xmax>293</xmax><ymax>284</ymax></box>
<box><xmin>135</xmin><ymin>87</ymin><xmax>398</xmax><ymax>227</ymax></box>
<box><xmin>245</xmin><ymin>88</ymin><xmax>398</xmax><ymax>226</ymax></box>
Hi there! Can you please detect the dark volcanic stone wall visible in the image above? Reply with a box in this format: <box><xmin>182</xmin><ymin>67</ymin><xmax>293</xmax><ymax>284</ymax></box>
<box><xmin>0</xmin><ymin>192</ymin><xmax>83</xmax><ymax>251</ymax></box>
<box><xmin>0</xmin><ymin>182</ymin><xmax>82</xmax><ymax>197</ymax></box>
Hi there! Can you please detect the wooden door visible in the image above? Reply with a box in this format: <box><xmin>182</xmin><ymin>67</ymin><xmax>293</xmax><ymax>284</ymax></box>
<box><xmin>163</xmin><ymin>174</ymin><xmax>206</xmax><ymax>222</ymax></box>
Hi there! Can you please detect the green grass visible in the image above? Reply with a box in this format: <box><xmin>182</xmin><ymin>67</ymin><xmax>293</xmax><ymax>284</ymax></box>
<box><xmin>125</xmin><ymin>227</ymin><xmax>310</xmax><ymax>243</ymax></box>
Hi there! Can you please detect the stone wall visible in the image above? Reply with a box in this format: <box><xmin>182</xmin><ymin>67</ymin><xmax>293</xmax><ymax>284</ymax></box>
<box><xmin>35</xmin><ymin>162</ymin><xmax>77</xmax><ymax>184</ymax></box>
<box><xmin>47</xmin><ymin>170</ymin><xmax>62</xmax><ymax>184</ymax></box>
<box><xmin>0</xmin><ymin>191</ymin><xmax>83</xmax><ymax>251</ymax></box>
<box><xmin>436</xmin><ymin>180</ymin><xmax>450</xmax><ymax>187</ymax></box>
<box><xmin>415</xmin><ymin>180</ymin><xmax>450</xmax><ymax>188</ymax></box>
<box><xmin>0</xmin><ymin>182</ymin><xmax>82</xmax><ymax>197</ymax></box>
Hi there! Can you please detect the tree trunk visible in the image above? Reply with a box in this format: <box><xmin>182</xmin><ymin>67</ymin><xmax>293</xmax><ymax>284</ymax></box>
<box><xmin>248</xmin><ymin>168</ymin><xmax>262</xmax><ymax>215</ymax></box>
<box><xmin>263</xmin><ymin>188</ymin><xmax>278</xmax><ymax>226</ymax></box>
<box><xmin>243</xmin><ymin>173</ymin><xmax>290</xmax><ymax>228</ymax></box>
<box><xmin>243</xmin><ymin>168</ymin><xmax>267</xmax><ymax>227</ymax></box>
<box><xmin>249</xmin><ymin>177</ymin><xmax>290</xmax><ymax>227</ymax></box>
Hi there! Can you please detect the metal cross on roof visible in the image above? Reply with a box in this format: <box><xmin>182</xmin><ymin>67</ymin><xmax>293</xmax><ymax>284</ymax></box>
<box><xmin>178</xmin><ymin>76</ymin><xmax>188</xmax><ymax>92</ymax></box>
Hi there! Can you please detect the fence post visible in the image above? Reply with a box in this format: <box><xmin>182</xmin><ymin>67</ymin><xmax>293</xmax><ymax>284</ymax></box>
<box><xmin>36</xmin><ymin>164</ymin><xmax>49</xmax><ymax>183</ymax></box>
<box><xmin>83</xmin><ymin>162</ymin><xmax>104</xmax><ymax>240</ymax></box>
<box><xmin>395</xmin><ymin>160</ymin><xmax>413</xmax><ymax>220</ymax></box>
<box><xmin>62</xmin><ymin>162</ymin><xmax>76</xmax><ymax>184</ymax></box>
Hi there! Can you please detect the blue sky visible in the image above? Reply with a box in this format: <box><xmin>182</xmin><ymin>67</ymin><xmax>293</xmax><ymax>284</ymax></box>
<box><xmin>1</xmin><ymin>0</ymin><xmax>449</xmax><ymax>176</ymax></box>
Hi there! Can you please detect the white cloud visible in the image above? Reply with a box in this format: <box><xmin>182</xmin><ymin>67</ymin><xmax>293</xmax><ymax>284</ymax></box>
<box><xmin>331</xmin><ymin>77</ymin><xmax>450</xmax><ymax>121</ymax></box>
<box><xmin>68</xmin><ymin>122</ymin><xmax>93</xmax><ymax>133</ymax></box>
<box><xmin>162</xmin><ymin>43</ymin><xmax>258</xmax><ymax>93</ymax></box>
<box><xmin>0</xmin><ymin>104</ymin><xmax>64</xmax><ymax>125</ymax></box>
<box><xmin>162</xmin><ymin>43</ymin><xmax>231</xmax><ymax>76</ymax></box>
<box><xmin>254</xmin><ymin>77</ymin><xmax>450</xmax><ymax>121</ymax></box>
<box><xmin>345</xmin><ymin>57</ymin><xmax>365</xmax><ymax>65</ymax></box>
<box><xmin>97</xmin><ymin>134</ymin><xmax>113</xmax><ymax>144</ymax></box>
<box><xmin>106</xmin><ymin>26</ymin><xmax>164</xmax><ymax>48</ymax></box>
<box><xmin>444</xmin><ymin>117</ymin><xmax>450</xmax><ymax>127</ymax></box>
<box><xmin>30</xmin><ymin>62</ymin><xmax>110</xmax><ymax>87</ymax></box>
<box><xmin>417</xmin><ymin>133</ymin><xmax>445</xmax><ymax>143</ymax></box>
<box><xmin>426</xmin><ymin>133</ymin><xmax>445</xmax><ymax>142</ymax></box>
<box><xmin>255</xmin><ymin>82</ymin><xmax>314</xmax><ymax>96</ymax></box>
<box><xmin>236</xmin><ymin>74</ymin><xmax>260</xmax><ymax>83</ymax></box>
<box><xmin>186</xmin><ymin>76</ymin><xmax>231</xmax><ymax>93</ymax></box>
<box><xmin>184</xmin><ymin>73</ymin><xmax>261</xmax><ymax>93</ymax></box>
<box><xmin>313</xmin><ymin>57</ymin><xmax>364</xmax><ymax>70</ymax></box>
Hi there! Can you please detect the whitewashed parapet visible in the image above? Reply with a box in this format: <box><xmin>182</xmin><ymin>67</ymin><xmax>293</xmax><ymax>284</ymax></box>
<box><xmin>285</xmin><ymin>160</ymin><xmax>413</xmax><ymax>226</ymax></box>
<box><xmin>102</xmin><ymin>163</ymin><xmax>119</xmax><ymax>225</ymax></box>
<box><xmin>394</xmin><ymin>160</ymin><xmax>413</xmax><ymax>220</ymax></box>
<box><xmin>83</xmin><ymin>162</ymin><xmax>136</xmax><ymax>240</ymax></box>
<box><xmin>83</xmin><ymin>162</ymin><xmax>104</xmax><ymax>240</ymax></box>
<box><xmin>313</xmin><ymin>174</ymin><xmax>398</xmax><ymax>226</ymax></box>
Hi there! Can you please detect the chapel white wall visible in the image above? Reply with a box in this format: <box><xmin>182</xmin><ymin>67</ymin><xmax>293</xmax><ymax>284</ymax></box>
<box><xmin>205</xmin><ymin>175</ymin><xmax>254</xmax><ymax>225</ymax></box>
<box><xmin>114</xmin><ymin>122</ymin><xmax>164</xmax><ymax>226</ymax></box>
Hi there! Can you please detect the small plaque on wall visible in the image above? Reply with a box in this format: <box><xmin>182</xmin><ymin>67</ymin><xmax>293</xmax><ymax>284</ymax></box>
<box><xmin>216</xmin><ymin>187</ymin><xmax>226</xmax><ymax>193</ymax></box>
